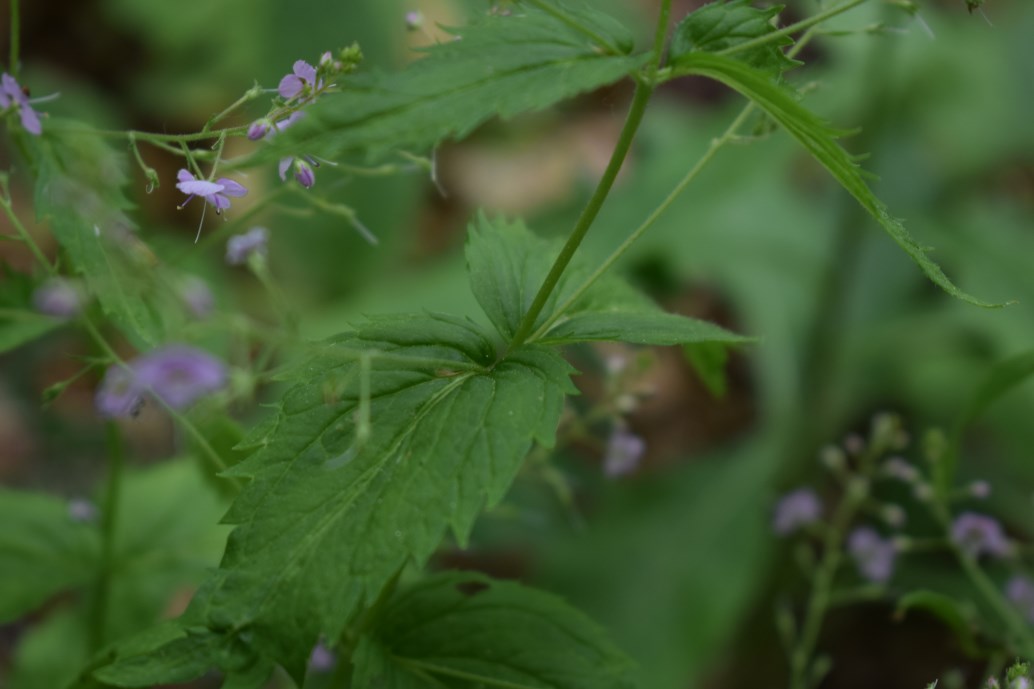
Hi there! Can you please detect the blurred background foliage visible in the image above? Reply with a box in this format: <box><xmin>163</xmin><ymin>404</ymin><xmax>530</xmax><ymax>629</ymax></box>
<box><xmin>0</xmin><ymin>0</ymin><xmax>1032</xmax><ymax>688</ymax></box>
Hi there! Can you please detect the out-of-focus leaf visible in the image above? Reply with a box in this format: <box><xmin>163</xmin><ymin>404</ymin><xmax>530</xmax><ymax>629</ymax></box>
<box><xmin>269</xmin><ymin>4</ymin><xmax>648</xmax><ymax>161</ymax></box>
<box><xmin>0</xmin><ymin>309</ymin><xmax>63</xmax><ymax>354</ymax></box>
<box><xmin>0</xmin><ymin>490</ymin><xmax>99</xmax><ymax>623</ymax></box>
<box><xmin>670</xmin><ymin>53</ymin><xmax>1002</xmax><ymax>308</ymax></box>
<box><xmin>353</xmin><ymin>572</ymin><xmax>637</xmax><ymax>689</ymax></box>
<box><xmin>9</xmin><ymin>607</ymin><xmax>90</xmax><ymax>689</ymax></box>
<box><xmin>896</xmin><ymin>590</ymin><xmax>981</xmax><ymax>658</ymax></box>
<box><xmin>684</xmin><ymin>341</ymin><xmax>730</xmax><ymax>398</ymax></box>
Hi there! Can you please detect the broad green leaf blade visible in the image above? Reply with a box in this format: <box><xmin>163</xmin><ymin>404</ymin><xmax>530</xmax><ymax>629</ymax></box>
<box><xmin>0</xmin><ymin>490</ymin><xmax>99</xmax><ymax>623</ymax></box>
<box><xmin>268</xmin><ymin>5</ymin><xmax>649</xmax><ymax>161</ymax></box>
<box><xmin>93</xmin><ymin>622</ymin><xmax>224</xmax><ymax>687</ymax></box>
<box><xmin>30</xmin><ymin>123</ymin><xmax>176</xmax><ymax>347</ymax></box>
<box><xmin>466</xmin><ymin>213</ymin><xmax>751</xmax><ymax>346</ymax></box>
<box><xmin>670</xmin><ymin>0</ymin><xmax>798</xmax><ymax>76</ymax></box>
<box><xmin>353</xmin><ymin>573</ymin><xmax>637</xmax><ymax>689</ymax></box>
<box><xmin>672</xmin><ymin>53</ymin><xmax>1002</xmax><ymax>307</ymax></box>
<box><xmin>206</xmin><ymin>314</ymin><xmax>575</xmax><ymax>677</ymax></box>
<box><xmin>0</xmin><ymin>308</ymin><xmax>63</xmax><ymax>354</ymax></box>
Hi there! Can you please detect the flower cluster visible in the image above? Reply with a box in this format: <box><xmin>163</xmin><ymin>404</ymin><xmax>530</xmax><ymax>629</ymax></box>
<box><xmin>0</xmin><ymin>72</ymin><xmax>43</xmax><ymax>135</ymax></box>
<box><xmin>96</xmin><ymin>345</ymin><xmax>228</xmax><ymax>418</ymax></box>
<box><xmin>772</xmin><ymin>488</ymin><xmax>821</xmax><ymax>536</ymax></box>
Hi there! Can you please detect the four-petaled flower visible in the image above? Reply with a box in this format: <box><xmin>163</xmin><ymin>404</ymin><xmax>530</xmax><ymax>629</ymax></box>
<box><xmin>848</xmin><ymin>527</ymin><xmax>896</xmax><ymax>583</ymax></box>
<box><xmin>951</xmin><ymin>512</ymin><xmax>1011</xmax><ymax>559</ymax></box>
<box><xmin>226</xmin><ymin>226</ymin><xmax>270</xmax><ymax>265</ymax></box>
<box><xmin>0</xmin><ymin>72</ymin><xmax>42</xmax><ymax>135</ymax></box>
<box><xmin>96</xmin><ymin>345</ymin><xmax>228</xmax><ymax>418</ymax></box>
<box><xmin>773</xmin><ymin>488</ymin><xmax>821</xmax><ymax>536</ymax></box>
<box><xmin>279</xmin><ymin>60</ymin><xmax>321</xmax><ymax>101</ymax></box>
<box><xmin>176</xmin><ymin>169</ymin><xmax>247</xmax><ymax>212</ymax></box>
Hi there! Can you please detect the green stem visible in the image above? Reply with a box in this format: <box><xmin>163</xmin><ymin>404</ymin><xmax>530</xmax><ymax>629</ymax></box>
<box><xmin>0</xmin><ymin>190</ymin><xmax>54</xmax><ymax>273</ymax></box>
<box><xmin>506</xmin><ymin>81</ymin><xmax>653</xmax><ymax>351</ymax></box>
<box><xmin>953</xmin><ymin>548</ymin><xmax>1034</xmax><ymax>658</ymax></box>
<box><xmin>128</xmin><ymin>133</ymin><xmax>160</xmax><ymax>192</ymax></box>
<box><xmin>203</xmin><ymin>85</ymin><xmax>261</xmax><ymax>133</ymax></box>
<box><xmin>718</xmin><ymin>0</ymin><xmax>868</xmax><ymax>60</ymax></box>
<box><xmin>8</xmin><ymin>0</ymin><xmax>20</xmax><ymax>76</ymax></box>
<box><xmin>529</xmin><ymin>102</ymin><xmax>756</xmax><ymax>342</ymax></box>
<box><xmin>90</xmin><ymin>422</ymin><xmax>126</xmax><ymax>653</ymax></box>
<box><xmin>524</xmin><ymin>0</ymin><xmax>623</xmax><ymax>55</ymax></box>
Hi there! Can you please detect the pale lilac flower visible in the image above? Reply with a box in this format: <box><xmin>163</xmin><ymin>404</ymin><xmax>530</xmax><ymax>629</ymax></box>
<box><xmin>969</xmin><ymin>480</ymin><xmax>992</xmax><ymax>499</ymax></box>
<box><xmin>1</xmin><ymin>72</ymin><xmax>42</xmax><ymax>135</ymax></box>
<box><xmin>226</xmin><ymin>227</ymin><xmax>269</xmax><ymax>265</ymax></box>
<box><xmin>1006</xmin><ymin>576</ymin><xmax>1034</xmax><ymax>624</ymax></box>
<box><xmin>279</xmin><ymin>60</ymin><xmax>319</xmax><ymax>101</ymax></box>
<box><xmin>883</xmin><ymin>457</ymin><xmax>919</xmax><ymax>483</ymax></box>
<box><xmin>96</xmin><ymin>345</ymin><xmax>227</xmax><ymax>418</ymax></box>
<box><xmin>951</xmin><ymin>512</ymin><xmax>1011</xmax><ymax>558</ymax></box>
<box><xmin>405</xmin><ymin>10</ymin><xmax>424</xmax><ymax>30</ymax></box>
<box><xmin>175</xmin><ymin>169</ymin><xmax>247</xmax><ymax>212</ymax></box>
<box><xmin>279</xmin><ymin>156</ymin><xmax>316</xmax><ymax>188</ymax></box>
<box><xmin>96</xmin><ymin>366</ymin><xmax>145</xmax><ymax>419</ymax></box>
<box><xmin>773</xmin><ymin>488</ymin><xmax>821</xmax><ymax>536</ymax></box>
<box><xmin>67</xmin><ymin>498</ymin><xmax>98</xmax><ymax>523</ymax></box>
<box><xmin>848</xmin><ymin>527</ymin><xmax>896</xmax><ymax>583</ymax></box>
<box><xmin>603</xmin><ymin>427</ymin><xmax>644</xmax><ymax>477</ymax></box>
<box><xmin>178</xmin><ymin>276</ymin><xmax>214</xmax><ymax>319</ymax></box>
<box><xmin>247</xmin><ymin>119</ymin><xmax>271</xmax><ymax>141</ymax></box>
<box><xmin>33</xmin><ymin>277</ymin><xmax>83</xmax><ymax>319</ymax></box>
<box><xmin>308</xmin><ymin>642</ymin><xmax>336</xmax><ymax>673</ymax></box>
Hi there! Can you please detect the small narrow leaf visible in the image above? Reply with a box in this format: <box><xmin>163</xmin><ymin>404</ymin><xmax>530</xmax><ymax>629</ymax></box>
<box><xmin>896</xmin><ymin>591</ymin><xmax>981</xmax><ymax>657</ymax></box>
<box><xmin>672</xmin><ymin>53</ymin><xmax>1002</xmax><ymax>307</ymax></box>
<box><xmin>269</xmin><ymin>4</ymin><xmax>648</xmax><ymax>161</ymax></box>
<box><xmin>353</xmin><ymin>573</ymin><xmax>637</xmax><ymax>689</ymax></box>
<box><xmin>670</xmin><ymin>0</ymin><xmax>798</xmax><ymax>76</ymax></box>
<box><xmin>466</xmin><ymin>213</ymin><xmax>752</xmax><ymax>347</ymax></box>
<box><xmin>203</xmin><ymin>314</ymin><xmax>575</xmax><ymax>677</ymax></box>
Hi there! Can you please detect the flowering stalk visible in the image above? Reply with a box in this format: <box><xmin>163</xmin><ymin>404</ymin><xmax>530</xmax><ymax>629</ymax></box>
<box><xmin>89</xmin><ymin>422</ymin><xmax>125</xmax><ymax>653</ymax></box>
<box><xmin>8</xmin><ymin>0</ymin><xmax>19</xmax><ymax>77</ymax></box>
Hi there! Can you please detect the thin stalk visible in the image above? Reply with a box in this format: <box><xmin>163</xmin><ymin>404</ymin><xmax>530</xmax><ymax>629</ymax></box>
<box><xmin>0</xmin><ymin>193</ymin><xmax>53</xmax><ymax>272</ymax></box>
<box><xmin>90</xmin><ymin>422</ymin><xmax>126</xmax><ymax>653</ymax></box>
<box><xmin>8</xmin><ymin>0</ymin><xmax>20</xmax><ymax>76</ymax></box>
<box><xmin>203</xmin><ymin>85</ymin><xmax>261</xmax><ymax>133</ymax></box>
<box><xmin>718</xmin><ymin>0</ymin><xmax>868</xmax><ymax>60</ymax></box>
<box><xmin>524</xmin><ymin>0</ymin><xmax>623</xmax><ymax>55</ymax></box>
<box><xmin>506</xmin><ymin>83</ymin><xmax>653</xmax><ymax>351</ymax></box>
<box><xmin>529</xmin><ymin>103</ymin><xmax>756</xmax><ymax>342</ymax></box>
<box><xmin>952</xmin><ymin>547</ymin><xmax>1034</xmax><ymax>658</ymax></box>
<box><xmin>505</xmin><ymin>0</ymin><xmax>670</xmax><ymax>352</ymax></box>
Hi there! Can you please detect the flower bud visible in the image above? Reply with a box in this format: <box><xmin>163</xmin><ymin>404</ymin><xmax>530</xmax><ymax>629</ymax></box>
<box><xmin>247</xmin><ymin>118</ymin><xmax>271</xmax><ymax>141</ymax></box>
<box><xmin>294</xmin><ymin>160</ymin><xmax>316</xmax><ymax>188</ymax></box>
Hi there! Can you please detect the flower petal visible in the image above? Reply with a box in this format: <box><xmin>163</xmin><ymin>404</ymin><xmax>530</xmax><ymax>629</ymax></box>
<box><xmin>208</xmin><ymin>193</ymin><xmax>231</xmax><ymax>211</ymax></box>
<box><xmin>278</xmin><ymin>157</ymin><xmax>293</xmax><ymax>181</ymax></box>
<box><xmin>293</xmin><ymin>60</ymin><xmax>317</xmax><ymax>84</ymax></box>
<box><xmin>177</xmin><ymin>169</ymin><xmax>196</xmax><ymax>184</ymax></box>
<box><xmin>19</xmin><ymin>104</ymin><xmax>41</xmax><ymax>135</ymax></box>
<box><xmin>177</xmin><ymin>179</ymin><xmax>224</xmax><ymax>196</ymax></box>
<box><xmin>278</xmin><ymin>74</ymin><xmax>303</xmax><ymax>100</ymax></box>
<box><xmin>216</xmin><ymin>178</ymin><xmax>247</xmax><ymax>197</ymax></box>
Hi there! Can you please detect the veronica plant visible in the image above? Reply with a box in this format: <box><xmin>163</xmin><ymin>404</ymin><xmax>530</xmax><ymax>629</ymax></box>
<box><xmin>0</xmin><ymin>0</ymin><xmax>1009</xmax><ymax>688</ymax></box>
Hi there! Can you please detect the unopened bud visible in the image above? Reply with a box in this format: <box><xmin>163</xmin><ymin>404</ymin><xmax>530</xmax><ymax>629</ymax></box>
<box><xmin>405</xmin><ymin>10</ymin><xmax>424</xmax><ymax>31</ymax></box>
<box><xmin>247</xmin><ymin>119</ymin><xmax>271</xmax><ymax>141</ymax></box>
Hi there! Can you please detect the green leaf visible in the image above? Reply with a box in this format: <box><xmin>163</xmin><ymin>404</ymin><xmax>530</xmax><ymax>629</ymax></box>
<box><xmin>0</xmin><ymin>490</ymin><xmax>99</xmax><ymax>623</ymax></box>
<box><xmin>0</xmin><ymin>308</ymin><xmax>63</xmax><ymax>354</ymax></box>
<box><xmin>31</xmin><ymin>123</ymin><xmax>175</xmax><ymax>347</ymax></box>
<box><xmin>671</xmin><ymin>53</ymin><xmax>1002</xmax><ymax>308</ymax></box>
<box><xmin>466</xmin><ymin>213</ymin><xmax>752</xmax><ymax>347</ymax></box>
<box><xmin>684</xmin><ymin>341</ymin><xmax>730</xmax><ymax>398</ymax></box>
<box><xmin>202</xmin><ymin>314</ymin><xmax>575</xmax><ymax>677</ymax></box>
<box><xmin>270</xmin><ymin>4</ymin><xmax>648</xmax><ymax>161</ymax></box>
<box><xmin>9</xmin><ymin>607</ymin><xmax>90</xmax><ymax>689</ymax></box>
<box><xmin>94</xmin><ymin>622</ymin><xmax>225</xmax><ymax>687</ymax></box>
<box><xmin>670</xmin><ymin>0</ymin><xmax>798</xmax><ymax>76</ymax></box>
<box><xmin>353</xmin><ymin>572</ymin><xmax>636</xmax><ymax>689</ymax></box>
<box><xmin>896</xmin><ymin>591</ymin><xmax>981</xmax><ymax>657</ymax></box>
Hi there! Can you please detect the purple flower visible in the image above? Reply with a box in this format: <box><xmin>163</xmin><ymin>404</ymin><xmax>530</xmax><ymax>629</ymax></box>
<box><xmin>1006</xmin><ymin>576</ymin><xmax>1034</xmax><ymax>624</ymax></box>
<box><xmin>279</xmin><ymin>156</ymin><xmax>316</xmax><ymax>188</ymax></box>
<box><xmin>848</xmin><ymin>527</ymin><xmax>896</xmax><ymax>583</ymax></box>
<box><xmin>175</xmin><ymin>169</ymin><xmax>247</xmax><ymax>212</ymax></box>
<box><xmin>178</xmin><ymin>276</ymin><xmax>214</xmax><ymax>319</ymax></box>
<box><xmin>247</xmin><ymin>119</ymin><xmax>271</xmax><ymax>140</ymax></box>
<box><xmin>1</xmin><ymin>72</ymin><xmax>42</xmax><ymax>135</ymax></box>
<box><xmin>308</xmin><ymin>642</ymin><xmax>336</xmax><ymax>673</ymax></box>
<box><xmin>33</xmin><ymin>277</ymin><xmax>83</xmax><ymax>318</ymax></box>
<box><xmin>226</xmin><ymin>227</ymin><xmax>269</xmax><ymax>265</ymax></box>
<box><xmin>603</xmin><ymin>427</ymin><xmax>645</xmax><ymax>477</ymax></box>
<box><xmin>279</xmin><ymin>60</ymin><xmax>320</xmax><ymax>101</ymax></box>
<box><xmin>952</xmin><ymin>512</ymin><xmax>1011</xmax><ymax>558</ymax></box>
<box><xmin>969</xmin><ymin>480</ymin><xmax>992</xmax><ymax>499</ymax></box>
<box><xmin>67</xmin><ymin>498</ymin><xmax>98</xmax><ymax>523</ymax></box>
<box><xmin>773</xmin><ymin>488</ymin><xmax>821</xmax><ymax>535</ymax></box>
<box><xmin>405</xmin><ymin>11</ymin><xmax>424</xmax><ymax>30</ymax></box>
<box><xmin>95</xmin><ymin>345</ymin><xmax>228</xmax><ymax>418</ymax></box>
